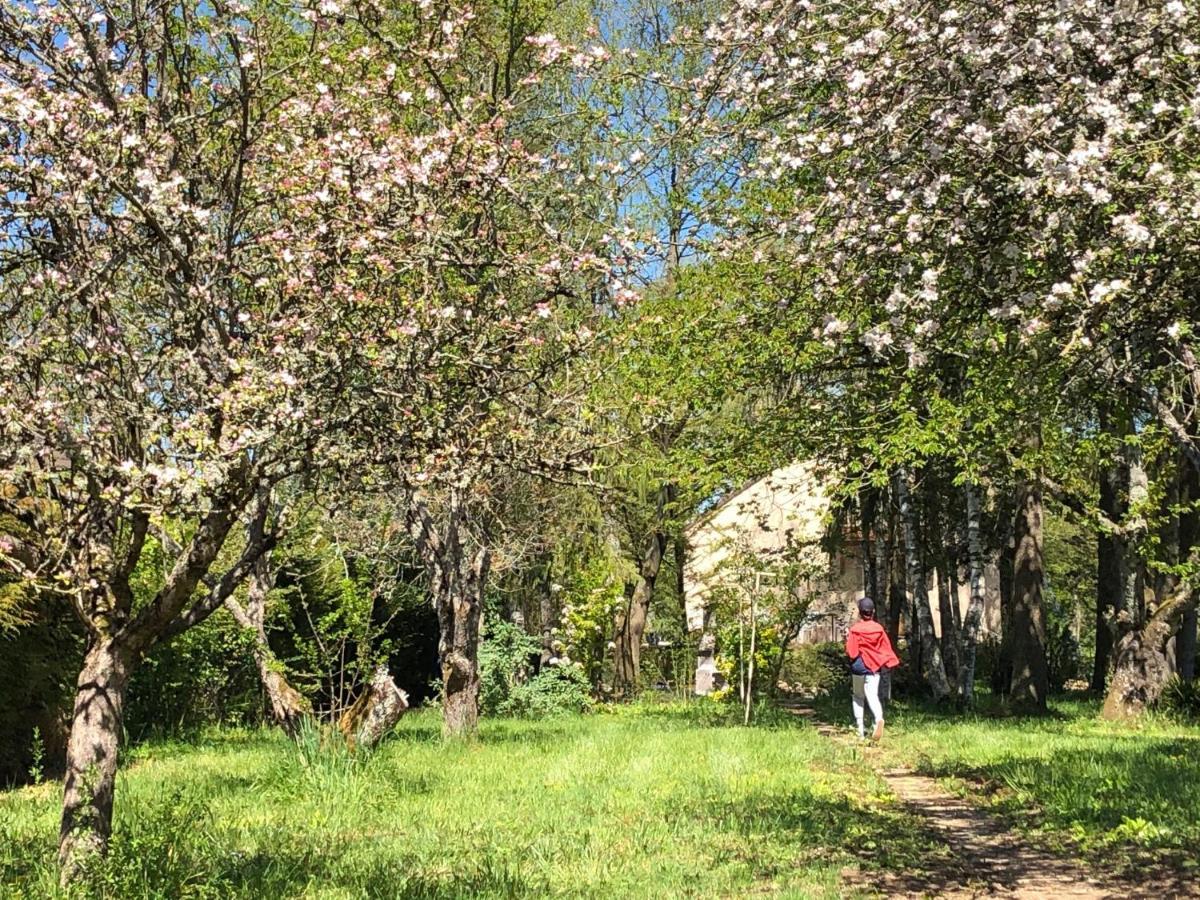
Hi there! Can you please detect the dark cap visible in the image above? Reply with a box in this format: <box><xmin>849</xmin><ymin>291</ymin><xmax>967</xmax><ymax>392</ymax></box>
<box><xmin>858</xmin><ymin>597</ymin><xmax>876</xmax><ymax>617</ymax></box>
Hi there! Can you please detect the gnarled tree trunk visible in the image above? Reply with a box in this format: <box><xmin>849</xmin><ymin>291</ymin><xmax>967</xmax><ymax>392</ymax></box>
<box><xmin>438</xmin><ymin>547</ymin><xmax>489</xmax><ymax>736</ymax></box>
<box><xmin>1103</xmin><ymin>550</ymin><xmax>1198</xmax><ymax>718</ymax></box>
<box><xmin>338</xmin><ymin>665</ymin><xmax>409</xmax><ymax>750</ymax></box>
<box><xmin>612</xmin><ymin>486</ymin><xmax>670</xmax><ymax>697</ymax></box>
<box><xmin>1009</xmin><ymin>476</ymin><xmax>1049</xmax><ymax>711</ymax></box>
<box><xmin>897</xmin><ymin>470</ymin><xmax>950</xmax><ymax>700</ymax></box>
<box><xmin>407</xmin><ymin>493</ymin><xmax>492</xmax><ymax>737</ymax></box>
<box><xmin>58</xmin><ymin>486</ymin><xmax>276</xmax><ymax>879</ymax></box>
<box><xmin>59</xmin><ymin>637</ymin><xmax>135</xmax><ymax>878</ymax></box>
<box><xmin>224</xmin><ymin>552</ymin><xmax>309</xmax><ymax>737</ymax></box>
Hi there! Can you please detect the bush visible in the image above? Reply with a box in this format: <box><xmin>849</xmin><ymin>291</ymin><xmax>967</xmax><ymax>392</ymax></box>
<box><xmin>1158</xmin><ymin>676</ymin><xmax>1200</xmax><ymax>721</ymax></box>
<box><xmin>506</xmin><ymin>665</ymin><xmax>594</xmax><ymax>718</ymax></box>
<box><xmin>125</xmin><ymin>610</ymin><xmax>261</xmax><ymax>740</ymax></box>
<box><xmin>781</xmin><ymin>641</ymin><xmax>846</xmax><ymax>696</ymax></box>
<box><xmin>479</xmin><ymin>619</ymin><xmax>539</xmax><ymax>715</ymax></box>
<box><xmin>480</xmin><ymin>619</ymin><xmax>593</xmax><ymax>717</ymax></box>
<box><xmin>973</xmin><ymin>634</ymin><xmax>1003</xmax><ymax>691</ymax></box>
<box><xmin>0</xmin><ymin>594</ymin><xmax>81</xmax><ymax>785</ymax></box>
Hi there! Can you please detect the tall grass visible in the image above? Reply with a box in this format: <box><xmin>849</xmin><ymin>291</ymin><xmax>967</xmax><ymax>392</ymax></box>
<box><xmin>0</xmin><ymin>704</ymin><xmax>935</xmax><ymax>898</ymax></box>
<box><xmin>5</xmin><ymin>696</ymin><xmax>1196</xmax><ymax>897</ymax></box>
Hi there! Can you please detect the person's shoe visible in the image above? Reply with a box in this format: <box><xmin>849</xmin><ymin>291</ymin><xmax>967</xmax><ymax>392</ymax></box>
<box><xmin>871</xmin><ymin>720</ymin><xmax>884</xmax><ymax>741</ymax></box>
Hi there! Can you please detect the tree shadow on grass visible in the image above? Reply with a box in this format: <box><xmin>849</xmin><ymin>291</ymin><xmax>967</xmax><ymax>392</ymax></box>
<box><xmin>686</xmin><ymin>783</ymin><xmax>1196</xmax><ymax>899</ymax></box>
<box><xmin>921</xmin><ymin>739</ymin><xmax>1200</xmax><ymax>881</ymax></box>
<box><xmin>209</xmin><ymin>845</ymin><xmax>553</xmax><ymax>899</ymax></box>
<box><xmin>671</xmin><ymin>785</ymin><xmax>952</xmax><ymax>879</ymax></box>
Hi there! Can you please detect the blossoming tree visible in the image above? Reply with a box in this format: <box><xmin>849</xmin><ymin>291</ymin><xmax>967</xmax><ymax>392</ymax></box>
<box><xmin>0</xmin><ymin>0</ymin><xmax>611</xmax><ymax>873</ymax></box>
<box><xmin>697</xmin><ymin>0</ymin><xmax>1200</xmax><ymax>712</ymax></box>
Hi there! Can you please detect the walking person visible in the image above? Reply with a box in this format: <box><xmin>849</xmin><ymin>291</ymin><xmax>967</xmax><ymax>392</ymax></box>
<box><xmin>846</xmin><ymin>597</ymin><xmax>899</xmax><ymax>740</ymax></box>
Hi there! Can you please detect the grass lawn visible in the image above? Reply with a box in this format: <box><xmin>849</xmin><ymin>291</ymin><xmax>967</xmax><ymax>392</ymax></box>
<box><xmin>3</xmin><ymin>697</ymin><xmax>1197</xmax><ymax>898</ymax></box>
<box><xmin>816</xmin><ymin>688</ymin><xmax>1200</xmax><ymax>876</ymax></box>
<box><xmin>0</xmin><ymin>703</ymin><xmax>936</xmax><ymax>899</ymax></box>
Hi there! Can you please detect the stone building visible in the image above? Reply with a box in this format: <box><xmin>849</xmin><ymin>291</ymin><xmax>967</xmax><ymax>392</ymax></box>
<box><xmin>684</xmin><ymin>461</ymin><xmax>1001</xmax><ymax>694</ymax></box>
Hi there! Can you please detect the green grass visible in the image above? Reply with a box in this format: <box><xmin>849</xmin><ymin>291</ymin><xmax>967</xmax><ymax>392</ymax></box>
<box><xmin>0</xmin><ymin>702</ymin><xmax>936</xmax><ymax>899</ymax></box>
<box><xmin>817</xmin><ymin>689</ymin><xmax>1200</xmax><ymax>874</ymax></box>
<box><xmin>6</xmin><ymin>694</ymin><xmax>1199</xmax><ymax>898</ymax></box>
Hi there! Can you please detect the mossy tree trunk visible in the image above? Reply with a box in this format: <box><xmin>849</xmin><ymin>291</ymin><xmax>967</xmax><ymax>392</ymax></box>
<box><xmin>1103</xmin><ymin>550</ymin><xmax>1199</xmax><ymax>719</ymax></box>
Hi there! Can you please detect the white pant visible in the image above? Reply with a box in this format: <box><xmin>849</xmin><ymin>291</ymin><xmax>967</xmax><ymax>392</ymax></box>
<box><xmin>852</xmin><ymin>673</ymin><xmax>883</xmax><ymax>737</ymax></box>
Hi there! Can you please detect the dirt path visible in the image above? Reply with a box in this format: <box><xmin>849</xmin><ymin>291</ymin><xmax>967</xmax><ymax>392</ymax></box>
<box><xmin>778</xmin><ymin>699</ymin><xmax>1187</xmax><ymax>899</ymax></box>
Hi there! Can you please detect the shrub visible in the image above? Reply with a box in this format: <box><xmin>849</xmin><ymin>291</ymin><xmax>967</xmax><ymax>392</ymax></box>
<box><xmin>506</xmin><ymin>665</ymin><xmax>595</xmax><ymax>718</ymax></box>
<box><xmin>480</xmin><ymin>619</ymin><xmax>593</xmax><ymax>717</ymax></box>
<box><xmin>1158</xmin><ymin>676</ymin><xmax>1200</xmax><ymax>722</ymax></box>
<box><xmin>479</xmin><ymin>619</ymin><xmax>540</xmax><ymax>715</ymax></box>
<box><xmin>781</xmin><ymin>641</ymin><xmax>846</xmax><ymax>696</ymax></box>
<box><xmin>0</xmin><ymin>593</ymin><xmax>81</xmax><ymax>785</ymax></box>
<box><xmin>1046</xmin><ymin>621</ymin><xmax>1081</xmax><ymax>692</ymax></box>
<box><xmin>973</xmin><ymin>634</ymin><xmax>1003</xmax><ymax>690</ymax></box>
<box><xmin>125</xmin><ymin>610</ymin><xmax>261</xmax><ymax>740</ymax></box>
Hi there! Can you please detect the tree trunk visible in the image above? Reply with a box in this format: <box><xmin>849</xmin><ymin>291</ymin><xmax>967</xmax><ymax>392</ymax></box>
<box><xmin>613</xmin><ymin>488</ymin><xmax>669</xmax><ymax>697</ymax></box>
<box><xmin>769</xmin><ymin>624</ymin><xmax>800</xmax><ymax>697</ymax></box>
<box><xmin>1178</xmin><ymin>608</ymin><xmax>1197</xmax><ymax>683</ymax></box>
<box><xmin>1091</xmin><ymin>419</ymin><xmax>1126</xmax><ymax>691</ymax></box>
<box><xmin>674</xmin><ymin>532</ymin><xmax>688</xmax><ymax>636</ymax></box>
<box><xmin>1103</xmin><ymin>551</ymin><xmax>1199</xmax><ymax>718</ymax></box>
<box><xmin>438</xmin><ymin>547</ymin><xmax>489</xmax><ymax>737</ymax></box>
<box><xmin>225</xmin><ymin>553</ymin><xmax>309</xmax><ymax>737</ymax></box>
<box><xmin>993</xmin><ymin>532</ymin><xmax>1016</xmax><ymax>697</ymax></box>
<box><xmin>886</xmin><ymin>497</ymin><xmax>904</xmax><ymax>647</ymax></box>
<box><xmin>959</xmin><ymin>483</ymin><xmax>988</xmax><ymax>705</ymax></box>
<box><xmin>1009</xmin><ymin>477</ymin><xmax>1049</xmax><ymax>711</ymax></box>
<box><xmin>1179</xmin><ymin>464</ymin><xmax>1199</xmax><ymax>682</ymax></box>
<box><xmin>338</xmin><ymin>665</ymin><xmax>409</xmax><ymax>750</ymax></box>
<box><xmin>897</xmin><ymin>470</ymin><xmax>950</xmax><ymax>700</ymax></box>
<box><xmin>949</xmin><ymin>543</ymin><xmax>964</xmax><ymax>670</ymax></box>
<box><xmin>874</xmin><ymin>494</ymin><xmax>891</xmax><ymax>630</ymax></box>
<box><xmin>937</xmin><ymin>560</ymin><xmax>959</xmax><ymax>685</ymax></box>
<box><xmin>407</xmin><ymin>494</ymin><xmax>491</xmax><ymax>737</ymax></box>
<box><xmin>59</xmin><ymin>637</ymin><xmax>135</xmax><ymax>879</ymax></box>
<box><xmin>538</xmin><ymin>563</ymin><xmax>558</xmax><ymax>671</ymax></box>
<box><xmin>861</xmin><ymin>486</ymin><xmax>880</xmax><ymax>605</ymax></box>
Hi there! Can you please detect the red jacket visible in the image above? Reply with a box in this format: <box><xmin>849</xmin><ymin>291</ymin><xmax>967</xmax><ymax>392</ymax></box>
<box><xmin>846</xmin><ymin>620</ymin><xmax>900</xmax><ymax>673</ymax></box>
